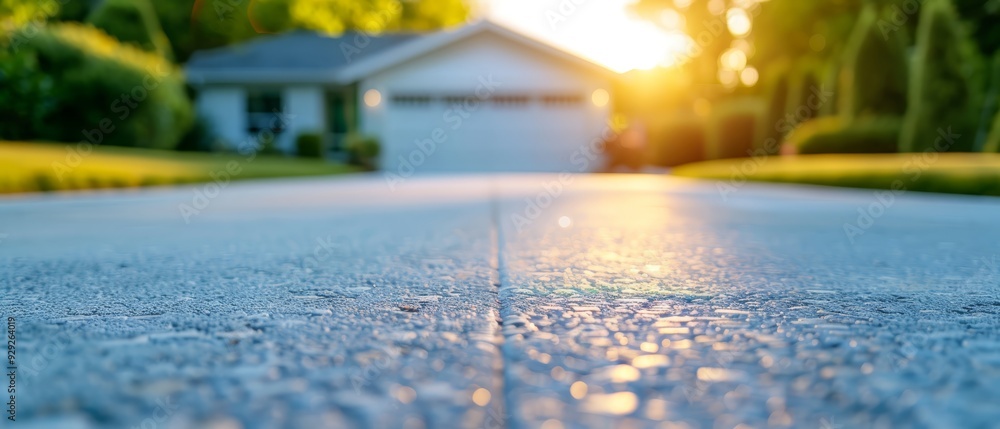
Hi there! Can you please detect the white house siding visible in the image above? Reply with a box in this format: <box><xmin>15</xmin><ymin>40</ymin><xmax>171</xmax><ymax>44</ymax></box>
<box><xmin>360</xmin><ymin>32</ymin><xmax>612</xmax><ymax>173</ymax></box>
<box><xmin>281</xmin><ymin>86</ymin><xmax>327</xmax><ymax>153</ymax></box>
<box><xmin>196</xmin><ymin>86</ymin><xmax>247</xmax><ymax>148</ymax></box>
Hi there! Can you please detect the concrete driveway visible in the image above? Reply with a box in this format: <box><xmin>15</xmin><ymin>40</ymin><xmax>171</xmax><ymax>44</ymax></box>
<box><xmin>2</xmin><ymin>174</ymin><xmax>999</xmax><ymax>429</ymax></box>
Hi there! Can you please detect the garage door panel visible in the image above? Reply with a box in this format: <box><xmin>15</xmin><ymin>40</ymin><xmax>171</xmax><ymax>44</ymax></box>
<box><xmin>384</xmin><ymin>103</ymin><xmax>601</xmax><ymax>172</ymax></box>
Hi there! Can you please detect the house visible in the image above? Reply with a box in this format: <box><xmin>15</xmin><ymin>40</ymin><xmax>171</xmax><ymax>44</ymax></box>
<box><xmin>185</xmin><ymin>20</ymin><xmax>618</xmax><ymax>173</ymax></box>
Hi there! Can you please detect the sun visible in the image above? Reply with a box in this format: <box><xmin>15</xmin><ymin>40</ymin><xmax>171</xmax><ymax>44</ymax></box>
<box><xmin>485</xmin><ymin>0</ymin><xmax>692</xmax><ymax>73</ymax></box>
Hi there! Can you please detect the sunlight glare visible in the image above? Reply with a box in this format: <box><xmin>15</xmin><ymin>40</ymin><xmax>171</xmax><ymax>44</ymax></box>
<box><xmin>726</xmin><ymin>8</ymin><xmax>752</xmax><ymax>37</ymax></box>
<box><xmin>721</xmin><ymin>49</ymin><xmax>747</xmax><ymax>70</ymax></box>
<box><xmin>486</xmin><ymin>0</ymin><xmax>693</xmax><ymax>72</ymax></box>
<box><xmin>740</xmin><ymin>66</ymin><xmax>759</xmax><ymax>86</ymax></box>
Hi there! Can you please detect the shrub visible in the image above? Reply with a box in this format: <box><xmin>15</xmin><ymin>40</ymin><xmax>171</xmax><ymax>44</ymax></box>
<box><xmin>87</xmin><ymin>0</ymin><xmax>173</xmax><ymax>59</ymax></box>
<box><xmin>0</xmin><ymin>49</ymin><xmax>53</xmax><ymax>140</ymax></box>
<box><xmin>819</xmin><ymin>58</ymin><xmax>841</xmax><ymax>118</ymax></box>
<box><xmin>839</xmin><ymin>4</ymin><xmax>909</xmax><ymax>119</ymax></box>
<box><xmin>295</xmin><ymin>132</ymin><xmax>324</xmax><ymax>158</ymax></box>
<box><xmin>345</xmin><ymin>134</ymin><xmax>381</xmax><ymax>170</ymax></box>
<box><xmin>785</xmin><ymin>59</ymin><xmax>827</xmax><ymax>124</ymax></box>
<box><xmin>14</xmin><ymin>23</ymin><xmax>192</xmax><ymax>150</ymax></box>
<box><xmin>788</xmin><ymin>116</ymin><xmax>902</xmax><ymax>154</ymax></box>
<box><xmin>648</xmin><ymin>115</ymin><xmax>706</xmax><ymax>167</ymax></box>
<box><xmin>985</xmin><ymin>111</ymin><xmax>1000</xmax><ymax>152</ymax></box>
<box><xmin>899</xmin><ymin>0</ymin><xmax>984</xmax><ymax>152</ymax></box>
<box><xmin>760</xmin><ymin>59</ymin><xmax>793</xmax><ymax>150</ymax></box>
<box><xmin>706</xmin><ymin>98</ymin><xmax>767</xmax><ymax>160</ymax></box>
<box><xmin>976</xmin><ymin>52</ymin><xmax>1000</xmax><ymax>151</ymax></box>
<box><xmin>175</xmin><ymin>116</ymin><xmax>218</xmax><ymax>152</ymax></box>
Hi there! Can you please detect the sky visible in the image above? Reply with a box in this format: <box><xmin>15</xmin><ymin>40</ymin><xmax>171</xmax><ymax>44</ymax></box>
<box><xmin>480</xmin><ymin>0</ymin><xmax>691</xmax><ymax>73</ymax></box>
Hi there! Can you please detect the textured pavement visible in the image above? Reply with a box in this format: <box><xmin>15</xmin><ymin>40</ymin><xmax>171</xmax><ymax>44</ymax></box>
<box><xmin>2</xmin><ymin>174</ymin><xmax>1000</xmax><ymax>429</ymax></box>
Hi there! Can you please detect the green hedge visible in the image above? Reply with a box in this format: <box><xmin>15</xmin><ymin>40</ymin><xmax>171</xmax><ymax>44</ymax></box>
<box><xmin>649</xmin><ymin>115</ymin><xmax>706</xmax><ymax>167</ymax></box>
<box><xmin>839</xmin><ymin>3</ymin><xmax>909</xmax><ymax>119</ymax></box>
<box><xmin>12</xmin><ymin>23</ymin><xmax>192</xmax><ymax>150</ymax></box>
<box><xmin>788</xmin><ymin>116</ymin><xmax>902</xmax><ymax>154</ymax></box>
<box><xmin>706</xmin><ymin>98</ymin><xmax>767</xmax><ymax>160</ymax></box>
<box><xmin>899</xmin><ymin>0</ymin><xmax>983</xmax><ymax>152</ymax></box>
<box><xmin>88</xmin><ymin>0</ymin><xmax>173</xmax><ymax>59</ymax></box>
<box><xmin>345</xmin><ymin>134</ymin><xmax>381</xmax><ymax>170</ymax></box>
<box><xmin>0</xmin><ymin>49</ymin><xmax>52</xmax><ymax>140</ymax></box>
<box><xmin>295</xmin><ymin>132</ymin><xmax>325</xmax><ymax>158</ymax></box>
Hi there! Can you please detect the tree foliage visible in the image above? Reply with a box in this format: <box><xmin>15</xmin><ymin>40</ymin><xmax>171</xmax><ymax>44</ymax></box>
<box><xmin>9</xmin><ymin>23</ymin><xmax>192</xmax><ymax>149</ymax></box>
<box><xmin>88</xmin><ymin>0</ymin><xmax>174</xmax><ymax>58</ymax></box>
<box><xmin>0</xmin><ymin>0</ymin><xmax>60</xmax><ymax>28</ymax></box>
<box><xmin>954</xmin><ymin>0</ymin><xmax>1000</xmax><ymax>55</ymax></box>
<box><xmin>0</xmin><ymin>49</ymin><xmax>54</xmax><ymax>140</ymax></box>
<box><xmin>899</xmin><ymin>0</ymin><xmax>983</xmax><ymax>152</ymax></box>
<box><xmin>157</xmin><ymin>0</ymin><xmax>468</xmax><ymax>62</ymax></box>
<box><xmin>5</xmin><ymin>0</ymin><xmax>469</xmax><ymax>62</ymax></box>
<box><xmin>839</xmin><ymin>4</ymin><xmax>909</xmax><ymax>119</ymax></box>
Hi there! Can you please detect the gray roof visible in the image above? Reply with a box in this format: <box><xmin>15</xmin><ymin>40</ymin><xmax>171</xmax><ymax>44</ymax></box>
<box><xmin>186</xmin><ymin>31</ymin><xmax>420</xmax><ymax>72</ymax></box>
<box><xmin>184</xmin><ymin>22</ymin><xmax>618</xmax><ymax>85</ymax></box>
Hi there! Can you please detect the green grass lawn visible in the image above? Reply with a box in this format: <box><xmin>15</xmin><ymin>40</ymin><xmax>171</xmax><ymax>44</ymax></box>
<box><xmin>672</xmin><ymin>153</ymin><xmax>1000</xmax><ymax>197</ymax></box>
<box><xmin>0</xmin><ymin>141</ymin><xmax>361</xmax><ymax>194</ymax></box>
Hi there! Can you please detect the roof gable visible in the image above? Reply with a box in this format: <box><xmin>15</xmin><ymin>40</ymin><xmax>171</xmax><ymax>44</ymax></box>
<box><xmin>334</xmin><ymin>20</ymin><xmax>617</xmax><ymax>83</ymax></box>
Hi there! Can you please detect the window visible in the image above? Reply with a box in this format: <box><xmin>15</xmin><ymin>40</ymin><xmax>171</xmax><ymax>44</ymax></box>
<box><xmin>443</xmin><ymin>95</ymin><xmax>478</xmax><ymax>105</ymax></box>
<box><xmin>247</xmin><ymin>90</ymin><xmax>284</xmax><ymax>134</ymax></box>
<box><xmin>391</xmin><ymin>94</ymin><xmax>433</xmax><ymax>107</ymax></box>
<box><xmin>541</xmin><ymin>94</ymin><xmax>584</xmax><ymax>107</ymax></box>
<box><xmin>492</xmin><ymin>95</ymin><xmax>531</xmax><ymax>107</ymax></box>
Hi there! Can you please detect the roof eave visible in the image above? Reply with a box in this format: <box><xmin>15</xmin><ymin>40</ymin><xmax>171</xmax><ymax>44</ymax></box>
<box><xmin>185</xmin><ymin>68</ymin><xmax>350</xmax><ymax>86</ymax></box>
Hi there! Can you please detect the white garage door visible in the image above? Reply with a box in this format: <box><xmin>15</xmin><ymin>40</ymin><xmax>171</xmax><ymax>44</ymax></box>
<box><xmin>382</xmin><ymin>93</ymin><xmax>603</xmax><ymax>173</ymax></box>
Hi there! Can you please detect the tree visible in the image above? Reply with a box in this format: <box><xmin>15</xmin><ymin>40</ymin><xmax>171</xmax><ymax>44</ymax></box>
<box><xmin>899</xmin><ymin>0</ymin><xmax>984</xmax><ymax>153</ymax></box>
<box><xmin>630</xmin><ymin>0</ymin><xmax>737</xmax><ymax>85</ymax></box>
<box><xmin>0</xmin><ymin>0</ymin><xmax>59</xmax><ymax>28</ymax></box>
<box><xmin>839</xmin><ymin>3</ymin><xmax>909</xmax><ymax>119</ymax></box>
<box><xmin>156</xmin><ymin>0</ymin><xmax>468</xmax><ymax>63</ymax></box>
<box><xmin>954</xmin><ymin>0</ymin><xmax>1000</xmax><ymax>55</ymax></box>
<box><xmin>88</xmin><ymin>0</ymin><xmax>174</xmax><ymax>59</ymax></box>
<box><xmin>5</xmin><ymin>0</ymin><xmax>470</xmax><ymax>63</ymax></box>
